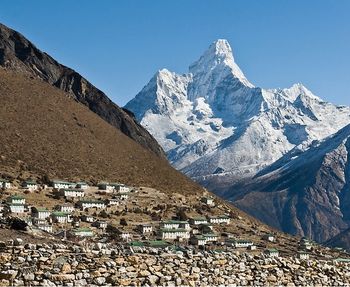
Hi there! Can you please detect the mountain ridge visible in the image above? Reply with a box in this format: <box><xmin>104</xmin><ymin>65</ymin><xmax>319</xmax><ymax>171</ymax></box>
<box><xmin>0</xmin><ymin>22</ymin><xmax>165</xmax><ymax>158</ymax></box>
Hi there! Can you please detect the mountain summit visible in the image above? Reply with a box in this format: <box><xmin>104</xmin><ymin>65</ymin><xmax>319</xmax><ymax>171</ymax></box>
<box><xmin>126</xmin><ymin>39</ymin><xmax>350</xmax><ymax>242</ymax></box>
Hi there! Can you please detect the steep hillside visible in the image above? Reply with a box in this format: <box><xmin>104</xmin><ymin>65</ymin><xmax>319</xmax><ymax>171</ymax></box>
<box><xmin>0</xmin><ymin>68</ymin><xmax>198</xmax><ymax>194</ymax></box>
<box><xmin>0</xmin><ymin>22</ymin><xmax>164</xmax><ymax>157</ymax></box>
<box><xmin>326</xmin><ymin>228</ymin><xmax>350</xmax><ymax>251</ymax></box>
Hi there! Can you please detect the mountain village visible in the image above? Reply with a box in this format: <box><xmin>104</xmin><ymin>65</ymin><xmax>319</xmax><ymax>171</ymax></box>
<box><xmin>0</xmin><ymin>177</ymin><xmax>348</xmax><ymax>262</ymax></box>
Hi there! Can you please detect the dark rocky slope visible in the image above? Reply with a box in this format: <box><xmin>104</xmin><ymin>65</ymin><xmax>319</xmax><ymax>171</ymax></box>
<box><xmin>0</xmin><ymin>23</ymin><xmax>165</xmax><ymax>157</ymax></box>
<box><xmin>214</xmin><ymin>125</ymin><xmax>350</xmax><ymax>243</ymax></box>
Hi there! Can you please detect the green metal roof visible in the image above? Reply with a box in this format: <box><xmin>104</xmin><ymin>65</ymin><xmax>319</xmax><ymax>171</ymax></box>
<box><xmin>160</xmin><ymin>228</ymin><xmax>188</xmax><ymax>233</ymax></box>
<box><xmin>52</xmin><ymin>211</ymin><xmax>69</xmax><ymax>217</ymax></box>
<box><xmin>161</xmin><ymin>220</ymin><xmax>188</xmax><ymax>224</ymax></box>
<box><xmin>146</xmin><ymin>240</ymin><xmax>170</xmax><ymax>248</ymax></box>
<box><xmin>129</xmin><ymin>241</ymin><xmax>145</xmax><ymax>247</ymax></box>
<box><xmin>9</xmin><ymin>195</ymin><xmax>25</xmax><ymax>200</ymax></box>
<box><xmin>36</xmin><ymin>208</ymin><xmax>49</xmax><ymax>212</ymax></box>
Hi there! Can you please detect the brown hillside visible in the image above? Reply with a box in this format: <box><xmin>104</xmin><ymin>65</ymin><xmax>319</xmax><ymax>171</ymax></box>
<box><xmin>0</xmin><ymin>68</ymin><xmax>201</xmax><ymax>194</ymax></box>
<box><xmin>0</xmin><ymin>23</ymin><xmax>165</xmax><ymax>157</ymax></box>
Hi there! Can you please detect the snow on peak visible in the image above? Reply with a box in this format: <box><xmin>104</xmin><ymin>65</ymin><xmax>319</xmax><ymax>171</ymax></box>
<box><xmin>189</xmin><ymin>39</ymin><xmax>253</xmax><ymax>88</ymax></box>
<box><xmin>125</xmin><ymin>39</ymin><xmax>350</xmax><ymax>180</ymax></box>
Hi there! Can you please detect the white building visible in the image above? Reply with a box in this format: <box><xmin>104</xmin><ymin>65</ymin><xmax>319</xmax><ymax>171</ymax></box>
<box><xmin>52</xmin><ymin>180</ymin><xmax>75</xmax><ymax>189</ymax></box>
<box><xmin>0</xmin><ymin>179</ymin><xmax>11</xmax><ymax>189</ymax></box>
<box><xmin>190</xmin><ymin>236</ymin><xmax>207</xmax><ymax>246</ymax></box>
<box><xmin>76</xmin><ymin>182</ymin><xmax>89</xmax><ymax>189</ymax></box>
<box><xmin>106</xmin><ymin>198</ymin><xmax>120</xmax><ymax>206</ymax></box>
<box><xmin>94</xmin><ymin>221</ymin><xmax>107</xmax><ymax>229</ymax></box>
<box><xmin>37</xmin><ymin>224</ymin><xmax>53</xmax><ymax>233</ymax></box>
<box><xmin>160</xmin><ymin>228</ymin><xmax>190</xmax><ymax>240</ymax></box>
<box><xmin>189</xmin><ymin>217</ymin><xmax>208</xmax><ymax>225</ymax></box>
<box><xmin>33</xmin><ymin>208</ymin><xmax>51</xmax><ymax>219</ymax></box>
<box><xmin>58</xmin><ymin>204</ymin><xmax>75</xmax><ymax>213</ymax></box>
<box><xmin>60</xmin><ymin>189</ymin><xmax>85</xmax><ymax>198</ymax></box>
<box><xmin>225</xmin><ymin>239</ymin><xmax>254</xmax><ymax>248</ymax></box>
<box><xmin>22</xmin><ymin>181</ymin><xmax>39</xmax><ymax>191</ymax></box>
<box><xmin>297</xmin><ymin>251</ymin><xmax>310</xmax><ymax>260</ymax></box>
<box><xmin>114</xmin><ymin>184</ymin><xmax>130</xmax><ymax>193</ymax></box>
<box><xmin>33</xmin><ymin>218</ymin><xmax>48</xmax><ymax>225</ymax></box>
<box><xmin>160</xmin><ymin>220</ymin><xmax>190</xmax><ymax>230</ymax></box>
<box><xmin>51</xmin><ymin>212</ymin><xmax>71</xmax><ymax>224</ymax></box>
<box><xmin>202</xmin><ymin>233</ymin><xmax>219</xmax><ymax>242</ymax></box>
<box><xmin>7</xmin><ymin>195</ymin><xmax>26</xmax><ymax>205</ymax></box>
<box><xmin>264</xmin><ymin>249</ymin><xmax>279</xmax><ymax>257</ymax></box>
<box><xmin>201</xmin><ymin>197</ymin><xmax>215</xmax><ymax>206</ymax></box>
<box><xmin>81</xmin><ymin>215</ymin><xmax>95</xmax><ymax>223</ymax></box>
<box><xmin>207</xmin><ymin>215</ymin><xmax>230</xmax><ymax>225</ymax></box>
<box><xmin>138</xmin><ymin>224</ymin><xmax>153</xmax><ymax>234</ymax></box>
<box><xmin>118</xmin><ymin>230</ymin><xmax>131</xmax><ymax>241</ymax></box>
<box><xmin>78</xmin><ymin>200</ymin><xmax>106</xmax><ymax>210</ymax></box>
<box><xmin>9</xmin><ymin>204</ymin><xmax>25</xmax><ymax>214</ymax></box>
<box><xmin>98</xmin><ymin>182</ymin><xmax>114</xmax><ymax>192</ymax></box>
<box><xmin>118</xmin><ymin>192</ymin><xmax>129</xmax><ymax>200</ymax></box>
<box><xmin>263</xmin><ymin>234</ymin><xmax>275</xmax><ymax>242</ymax></box>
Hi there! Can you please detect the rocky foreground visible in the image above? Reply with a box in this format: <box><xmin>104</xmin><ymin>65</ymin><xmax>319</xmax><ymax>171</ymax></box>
<box><xmin>1</xmin><ymin>239</ymin><xmax>350</xmax><ymax>286</ymax></box>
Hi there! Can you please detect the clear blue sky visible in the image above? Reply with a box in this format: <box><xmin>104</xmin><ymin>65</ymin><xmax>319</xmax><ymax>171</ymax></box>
<box><xmin>1</xmin><ymin>0</ymin><xmax>349</xmax><ymax>106</ymax></box>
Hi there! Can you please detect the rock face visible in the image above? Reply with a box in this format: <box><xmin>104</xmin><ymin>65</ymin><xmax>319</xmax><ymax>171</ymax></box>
<box><xmin>0</xmin><ymin>22</ymin><xmax>165</xmax><ymax>158</ymax></box>
<box><xmin>220</xmin><ymin>125</ymin><xmax>350</xmax><ymax>243</ymax></box>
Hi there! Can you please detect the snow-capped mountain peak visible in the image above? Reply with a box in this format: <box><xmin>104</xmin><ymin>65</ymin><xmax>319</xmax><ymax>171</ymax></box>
<box><xmin>125</xmin><ymin>39</ymin><xmax>350</xmax><ymax>178</ymax></box>
<box><xmin>189</xmin><ymin>39</ymin><xmax>253</xmax><ymax>90</ymax></box>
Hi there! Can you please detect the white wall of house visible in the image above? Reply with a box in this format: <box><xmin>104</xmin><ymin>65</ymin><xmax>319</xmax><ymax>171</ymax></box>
<box><xmin>9</xmin><ymin>205</ymin><xmax>25</xmax><ymax>213</ymax></box>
